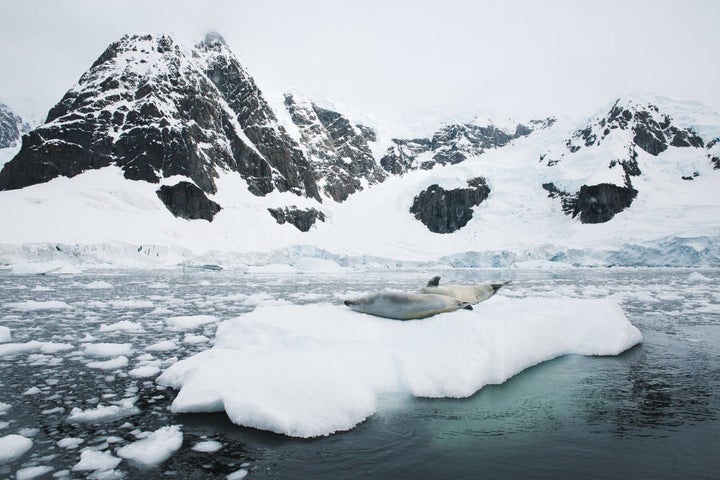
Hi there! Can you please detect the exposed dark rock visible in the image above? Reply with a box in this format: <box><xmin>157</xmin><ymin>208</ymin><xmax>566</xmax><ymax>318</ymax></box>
<box><xmin>379</xmin><ymin>118</ymin><xmax>553</xmax><ymax>176</ymax></box>
<box><xmin>156</xmin><ymin>181</ymin><xmax>221</xmax><ymax>221</ymax></box>
<box><xmin>268</xmin><ymin>206</ymin><xmax>326</xmax><ymax>232</ymax></box>
<box><xmin>379</xmin><ymin>138</ymin><xmax>432</xmax><ymax>175</ymax></box>
<box><xmin>543</xmin><ymin>181</ymin><xmax>637</xmax><ymax>223</ymax></box>
<box><xmin>0</xmin><ymin>33</ymin><xmax>331</xmax><ymax>208</ymax></box>
<box><xmin>410</xmin><ymin>177</ymin><xmax>490</xmax><ymax>233</ymax></box>
<box><xmin>0</xmin><ymin>103</ymin><xmax>30</xmax><ymax>148</ymax></box>
<box><xmin>282</xmin><ymin>93</ymin><xmax>385</xmax><ymax>201</ymax></box>
<box><xmin>571</xmin><ymin>183</ymin><xmax>638</xmax><ymax>224</ymax></box>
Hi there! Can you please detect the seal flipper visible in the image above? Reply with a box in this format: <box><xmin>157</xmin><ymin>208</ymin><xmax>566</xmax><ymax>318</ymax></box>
<box><xmin>491</xmin><ymin>280</ymin><xmax>511</xmax><ymax>294</ymax></box>
<box><xmin>427</xmin><ymin>276</ymin><xmax>441</xmax><ymax>287</ymax></box>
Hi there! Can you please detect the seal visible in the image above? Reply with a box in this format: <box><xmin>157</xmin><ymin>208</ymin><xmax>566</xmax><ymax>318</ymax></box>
<box><xmin>420</xmin><ymin>276</ymin><xmax>510</xmax><ymax>304</ymax></box>
<box><xmin>344</xmin><ymin>292</ymin><xmax>472</xmax><ymax>320</ymax></box>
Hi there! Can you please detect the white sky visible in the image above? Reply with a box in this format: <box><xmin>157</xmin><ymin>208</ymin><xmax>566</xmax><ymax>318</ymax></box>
<box><xmin>0</xmin><ymin>0</ymin><xmax>718</xmax><ymax>125</ymax></box>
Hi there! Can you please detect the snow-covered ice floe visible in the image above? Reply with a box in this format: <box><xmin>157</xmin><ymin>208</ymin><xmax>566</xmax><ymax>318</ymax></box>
<box><xmin>157</xmin><ymin>297</ymin><xmax>642</xmax><ymax>438</ymax></box>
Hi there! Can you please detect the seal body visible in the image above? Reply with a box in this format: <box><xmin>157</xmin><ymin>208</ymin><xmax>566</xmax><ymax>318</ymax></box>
<box><xmin>420</xmin><ymin>276</ymin><xmax>510</xmax><ymax>304</ymax></box>
<box><xmin>344</xmin><ymin>292</ymin><xmax>471</xmax><ymax>320</ymax></box>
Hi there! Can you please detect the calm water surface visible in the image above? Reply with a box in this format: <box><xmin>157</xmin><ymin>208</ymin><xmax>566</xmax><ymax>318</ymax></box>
<box><xmin>0</xmin><ymin>268</ymin><xmax>718</xmax><ymax>479</ymax></box>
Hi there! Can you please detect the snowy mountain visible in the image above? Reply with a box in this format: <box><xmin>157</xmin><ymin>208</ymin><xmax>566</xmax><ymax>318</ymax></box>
<box><xmin>540</xmin><ymin>96</ymin><xmax>719</xmax><ymax>223</ymax></box>
<box><xmin>0</xmin><ymin>33</ymin><xmax>719</xmax><ymax>268</ymax></box>
<box><xmin>0</xmin><ymin>102</ymin><xmax>29</xmax><ymax>149</ymax></box>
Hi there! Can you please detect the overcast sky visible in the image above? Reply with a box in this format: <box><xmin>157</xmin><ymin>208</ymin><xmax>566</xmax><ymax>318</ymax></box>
<box><xmin>1</xmin><ymin>0</ymin><xmax>718</xmax><ymax>124</ymax></box>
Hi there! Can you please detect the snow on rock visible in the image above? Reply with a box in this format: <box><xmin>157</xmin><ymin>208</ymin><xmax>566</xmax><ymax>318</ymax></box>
<box><xmin>0</xmin><ymin>434</ymin><xmax>33</xmax><ymax>463</ymax></box>
<box><xmin>158</xmin><ymin>297</ymin><xmax>642</xmax><ymax>438</ymax></box>
<box><xmin>116</xmin><ymin>425</ymin><xmax>183</xmax><ymax>467</ymax></box>
<box><xmin>99</xmin><ymin>321</ymin><xmax>145</xmax><ymax>333</ymax></box>
<box><xmin>166</xmin><ymin>315</ymin><xmax>219</xmax><ymax>331</ymax></box>
<box><xmin>82</xmin><ymin>343</ymin><xmax>133</xmax><ymax>358</ymax></box>
<box><xmin>0</xmin><ymin>326</ymin><xmax>10</xmax><ymax>343</ymax></box>
<box><xmin>72</xmin><ymin>449</ymin><xmax>121</xmax><ymax>472</ymax></box>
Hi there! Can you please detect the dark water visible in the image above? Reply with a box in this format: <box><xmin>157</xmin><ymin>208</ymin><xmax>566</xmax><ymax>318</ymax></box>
<box><xmin>1</xmin><ymin>268</ymin><xmax>719</xmax><ymax>479</ymax></box>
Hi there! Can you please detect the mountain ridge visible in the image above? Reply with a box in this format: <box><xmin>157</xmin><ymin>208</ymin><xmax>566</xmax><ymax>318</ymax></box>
<box><xmin>0</xmin><ymin>32</ymin><xmax>719</xmax><ymax>267</ymax></box>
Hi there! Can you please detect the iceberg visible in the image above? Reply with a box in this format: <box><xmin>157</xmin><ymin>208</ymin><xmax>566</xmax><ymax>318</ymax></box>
<box><xmin>157</xmin><ymin>297</ymin><xmax>642</xmax><ymax>438</ymax></box>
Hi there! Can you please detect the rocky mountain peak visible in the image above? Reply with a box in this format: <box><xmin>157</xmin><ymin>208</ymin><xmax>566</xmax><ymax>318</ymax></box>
<box><xmin>282</xmin><ymin>93</ymin><xmax>385</xmax><ymax>201</ymax></box>
<box><xmin>0</xmin><ymin>103</ymin><xmax>30</xmax><ymax>148</ymax></box>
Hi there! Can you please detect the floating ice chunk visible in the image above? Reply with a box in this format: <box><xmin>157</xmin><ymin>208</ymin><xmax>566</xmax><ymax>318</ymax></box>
<box><xmin>0</xmin><ymin>340</ymin><xmax>73</xmax><ymax>358</ymax></box>
<box><xmin>687</xmin><ymin>272</ymin><xmax>710</xmax><ymax>282</ymax></box>
<box><xmin>128</xmin><ymin>365</ymin><xmax>160</xmax><ymax>378</ymax></box>
<box><xmin>82</xmin><ymin>343</ymin><xmax>133</xmax><ymax>358</ymax></box>
<box><xmin>116</xmin><ymin>425</ymin><xmax>183</xmax><ymax>467</ymax></box>
<box><xmin>84</xmin><ymin>281</ymin><xmax>114</xmax><ymax>289</ymax></box>
<box><xmin>57</xmin><ymin>437</ymin><xmax>84</xmax><ymax>449</ymax></box>
<box><xmin>0</xmin><ymin>434</ymin><xmax>33</xmax><ymax>463</ymax></box>
<box><xmin>183</xmin><ymin>334</ymin><xmax>209</xmax><ymax>344</ymax></box>
<box><xmin>158</xmin><ymin>297</ymin><xmax>642</xmax><ymax>438</ymax></box>
<box><xmin>145</xmin><ymin>340</ymin><xmax>178</xmax><ymax>352</ymax></box>
<box><xmin>5</xmin><ymin>300</ymin><xmax>74</xmax><ymax>311</ymax></box>
<box><xmin>23</xmin><ymin>387</ymin><xmax>41</xmax><ymax>395</ymax></box>
<box><xmin>87</xmin><ymin>356</ymin><xmax>129</xmax><ymax>370</ymax></box>
<box><xmin>16</xmin><ymin>465</ymin><xmax>53</xmax><ymax>479</ymax></box>
<box><xmin>99</xmin><ymin>321</ymin><xmax>144</xmax><ymax>333</ymax></box>
<box><xmin>67</xmin><ymin>401</ymin><xmax>140</xmax><ymax>423</ymax></box>
<box><xmin>191</xmin><ymin>440</ymin><xmax>222</xmax><ymax>453</ymax></box>
<box><xmin>227</xmin><ymin>469</ymin><xmax>249</xmax><ymax>480</ymax></box>
<box><xmin>0</xmin><ymin>326</ymin><xmax>10</xmax><ymax>343</ymax></box>
<box><xmin>0</xmin><ymin>402</ymin><xmax>10</xmax><ymax>414</ymax></box>
<box><xmin>108</xmin><ymin>299</ymin><xmax>154</xmax><ymax>309</ymax></box>
<box><xmin>72</xmin><ymin>449</ymin><xmax>121</xmax><ymax>472</ymax></box>
<box><xmin>166</xmin><ymin>315</ymin><xmax>219</xmax><ymax>331</ymax></box>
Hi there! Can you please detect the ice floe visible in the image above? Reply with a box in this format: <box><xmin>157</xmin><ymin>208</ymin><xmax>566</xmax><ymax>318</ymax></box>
<box><xmin>71</xmin><ymin>449</ymin><xmax>121</xmax><ymax>473</ymax></box>
<box><xmin>0</xmin><ymin>326</ymin><xmax>11</xmax><ymax>343</ymax></box>
<box><xmin>158</xmin><ymin>297</ymin><xmax>643</xmax><ymax>438</ymax></box>
<box><xmin>99</xmin><ymin>321</ymin><xmax>145</xmax><ymax>333</ymax></box>
<box><xmin>166</xmin><ymin>314</ymin><xmax>219</xmax><ymax>331</ymax></box>
<box><xmin>116</xmin><ymin>425</ymin><xmax>183</xmax><ymax>467</ymax></box>
<box><xmin>82</xmin><ymin>343</ymin><xmax>133</xmax><ymax>358</ymax></box>
<box><xmin>0</xmin><ymin>434</ymin><xmax>33</xmax><ymax>463</ymax></box>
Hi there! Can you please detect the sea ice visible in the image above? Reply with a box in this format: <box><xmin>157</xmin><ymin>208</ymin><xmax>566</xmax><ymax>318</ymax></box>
<box><xmin>87</xmin><ymin>356</ymin><xmax>129</xmax><ymax>370</ymax></box>
<box><xmin>145</xmin><ymin>340</ymin><xmax>178</xmax><ymax>352</ymax></box>
<box><xmin>5</xmin><ymin>300</ymin><xmax>74</xmax><ymax>311</ymax></box>
<box><xmin>158</xmin><ymin>297</ymin><xmax>643</xmax><ymax>438</ymax></box>
<box><xmin>227</xmin><ymin>468</ymin><xmax>249</xmax><ymax>480</ymax></box>
<box><xmin>166</xmin><ymin>315</ymin><xmax>219</xmax><ymax>331</ymax></box>
<box><xmin>57</xmin><ymin>437</ymin><xmax>84</xmax><ymax>449</ymax></box>
<box><xmin>82</xmin><ymin>343</ymin><xmax>133</xmax><ymax>358</ymax></box>
<box><xmin>15</xmin><ymin>465</ymin><xmax>53</xmax><ymax>479</ymax></box>
<box><xmin>71</xmin><ymin>449</ymin><xmax>121</xmax><ymax>472</ymax></box>
<box><xmin>191</xmin><ymin>440</ymin><xmax>223</xmax><ymax>453</ymax></box>
<box><xmin>0</xmin><ymin>434</ymin><xmax>33</xmax><ymax>463</ymax></box>
<box><xmin>84</xmin><ymin>281</ymin><xmax>114</xmax><ymax>289</ymax></box>
<box><xmin>99</xmin><ymin>321</ymin><xmax>144</xmax><ymax>333</ymax></box>
<box><xmin>128</xmin><ymin>365</ymin><xmax>160</xmax><ymax>378</ymax></box>
<box><xmin>116</xmin><ymin>425</ymin><xmax>183</xmax><ymax>467</ymax></box>
<box><xmin>183</xmin><ymin>334</ymin><xmax>209</xmax><ymax>344</ymax></box>
<box><xmin>0</xmin><ymin>326</ymin><xmax>10</xmax><ymax>343</ymax></box>
<box><xmin>67</xmin><ymin>400</ymin><xmax>140</xmax><ymax>423</ymax></box>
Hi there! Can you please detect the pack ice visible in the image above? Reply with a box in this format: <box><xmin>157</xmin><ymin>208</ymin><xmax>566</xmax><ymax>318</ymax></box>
<box><xmin>157</xmin><ymin>297</ymin><xmax>642</xmax><ymax>438</ymax></box>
